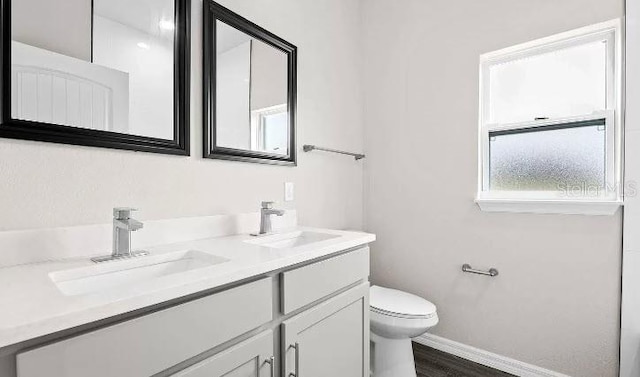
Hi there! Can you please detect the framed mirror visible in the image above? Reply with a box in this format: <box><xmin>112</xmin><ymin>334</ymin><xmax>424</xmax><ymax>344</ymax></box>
<box><xmin>204</xmin><ymin>1</ymin><xmax>297</xmax><ymax>165</ymax></box>
<box><xmin>0</xmin><ymin>0</ymin><xmax>190</xmax><ymax>155</ymax></box>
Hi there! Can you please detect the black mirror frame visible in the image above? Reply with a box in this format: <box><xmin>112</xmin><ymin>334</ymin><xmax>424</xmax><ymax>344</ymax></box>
<box><xmin>0</xmin><ymin>0</ymin><xmax>191</xmax><ymax>155</ymax></box>
<box><xmin>203</xmin><ymin>0</ymin><xmax>297</xmax><ymax>166</ymax></box>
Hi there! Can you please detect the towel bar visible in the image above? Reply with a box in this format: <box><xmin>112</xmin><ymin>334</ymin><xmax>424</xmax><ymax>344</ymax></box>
<box><xmin>303</xmin><ymin>144</ymin><xmax>365</xmax><ymax>160</ymax></box>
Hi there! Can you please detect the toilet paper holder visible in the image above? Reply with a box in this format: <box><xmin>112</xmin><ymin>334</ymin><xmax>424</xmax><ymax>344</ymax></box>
<box><xmin>462</xmin><ymin>263</ymin><xmax>499</xmax><ymax>277</ymax></box>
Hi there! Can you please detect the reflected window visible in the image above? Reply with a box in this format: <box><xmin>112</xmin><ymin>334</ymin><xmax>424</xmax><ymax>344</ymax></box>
<box><xmin>251</xmin><ymin>105</ymin><xmax>288</xmax><ymax>155</ymax></box>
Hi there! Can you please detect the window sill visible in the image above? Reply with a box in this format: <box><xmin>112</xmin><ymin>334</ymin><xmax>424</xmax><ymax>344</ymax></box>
<box><xmin>475</xmin><ymin>198</ymin><xmax>623</xmax><ymax>215</ymax></box>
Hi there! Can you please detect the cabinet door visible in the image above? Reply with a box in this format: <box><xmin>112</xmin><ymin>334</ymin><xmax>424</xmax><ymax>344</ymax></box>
<box><xmin>173</xmin><ymin>330</ymin><xmax>275</xmax><ymax>377</ymax></box>
<box><xmin>282</xmin><ymin>283</ymin><xmax>369</xmax><ymax>377</ymax></box>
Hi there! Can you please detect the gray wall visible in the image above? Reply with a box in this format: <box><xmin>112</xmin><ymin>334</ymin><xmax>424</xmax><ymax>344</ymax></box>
<box><xmin>0</xmin><ymin>0</ymin><xmax>364</xmax><ymax>231</ymax></box>
<box><xmin>362</xmin><ymin>0</ymin><xmax>622</xmax><ymax>376</ymax></box>
<box><xmin>217</xmin><ymin>41</ymin><xmax>252</xmax><ymax>150</ymax></box>
<box><xmin>251</xmin><ymin>40</ymin><xmax>288</xmax><ymax>111</ymax></box>
<box><xmin>12</xmin><ymin>0</ymin><xmax>92</xmax><ymax>61</ymax></box>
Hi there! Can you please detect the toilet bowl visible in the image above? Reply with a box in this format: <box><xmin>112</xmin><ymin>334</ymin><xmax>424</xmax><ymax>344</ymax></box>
<box><xmin>370</xmin><ymin>285</ymin><xmax>438</xmax><ymax>377</ymax></box>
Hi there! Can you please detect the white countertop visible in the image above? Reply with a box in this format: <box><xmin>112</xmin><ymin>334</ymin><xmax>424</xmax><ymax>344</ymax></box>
<box><xmin>0</xmin><ymin>227</ymin><xmax>375</xmax><ymax>350</ymax></box>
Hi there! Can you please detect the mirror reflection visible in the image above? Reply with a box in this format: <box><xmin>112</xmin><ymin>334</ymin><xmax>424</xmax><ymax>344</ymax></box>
<box><xmin>11</xmin><ymin>0</ymin><xmax>176</xmax><ymax>140</ymax></box>
<box><xmin>216</xmin><ymin>21</ymin><xmax>289</xmax><ymax>155</ymax></box>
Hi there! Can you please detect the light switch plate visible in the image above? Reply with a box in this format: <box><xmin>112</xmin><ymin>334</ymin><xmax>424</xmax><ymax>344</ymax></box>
<box><xmin>284</xmin><ymin>182</ymin><xmax>295</xmax><ymax>202</ymax></box>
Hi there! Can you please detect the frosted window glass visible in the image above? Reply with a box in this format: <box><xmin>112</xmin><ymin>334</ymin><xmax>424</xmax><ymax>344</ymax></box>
<box><xmin>489</xmin><ymin>41</ymin><xmax>606</xmax><ymax>124</ymax></box>
<box><xmin>489</xmin><ymin>123</ymin><xmax>606</xmax><ymax>191</ymax></box>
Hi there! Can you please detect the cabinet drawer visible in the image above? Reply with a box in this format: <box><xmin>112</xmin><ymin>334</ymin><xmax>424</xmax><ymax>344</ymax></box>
<box><xmin>17</xmin><ymin>278</ymin><xmax>273</xmax><ymax>377</ymax></box>
<box><xmin>281</xmin><ymin>247</ymin><xmax>369</xmax><ymax>314</ymax></box>
<box><xmin>172</xmin><ymin>330</ymin><xmax>274</xmax><ymax>377</ymax></box>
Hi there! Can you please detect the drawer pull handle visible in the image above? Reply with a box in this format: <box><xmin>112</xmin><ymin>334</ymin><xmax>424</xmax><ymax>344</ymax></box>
<box><xmin>264</xmin><ymin>356</ymin><xmax>275</xmax><ymax>377</ymax></box>
<box><xmin>288</xmin><ymin>343</ymin><xmax>299</xmax><ymax>377</ymax></box>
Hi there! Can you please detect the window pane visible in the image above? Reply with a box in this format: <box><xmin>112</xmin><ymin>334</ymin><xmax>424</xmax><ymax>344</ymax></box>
<box><xmin>262</xmin><ymin>112</ymin><xmax>288</xmax><ymax>154</ymax></box>
<box><xmin>489</xmin><ymin>41</ymin><xmax>606</xmax><ymax>124</ymax></box>
<box><xmin>489</xmin><ymin>122</ymin><xmax>606</xmax><ymax>192</ymax></box>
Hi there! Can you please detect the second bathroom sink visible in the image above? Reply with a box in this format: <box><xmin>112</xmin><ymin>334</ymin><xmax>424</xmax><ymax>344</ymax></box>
<box><xmin>245</xmin><ymin>230</ymin><xmax>339</xmax><ymax>249</ymax></box>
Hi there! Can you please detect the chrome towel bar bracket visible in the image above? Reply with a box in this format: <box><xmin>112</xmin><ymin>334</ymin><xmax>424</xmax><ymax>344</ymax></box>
<box><xmin>462</xmin><ymin>264</ymin><xmax>499</xmax><ymax>277</ymax></box>
<box><xmin>303</xmin><ymin>144</ymin><xmax>365</xmax><ymax>160</ymax></box>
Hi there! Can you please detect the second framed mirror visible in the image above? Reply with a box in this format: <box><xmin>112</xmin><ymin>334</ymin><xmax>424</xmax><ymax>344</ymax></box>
<box><xmin>203</xmin><ymin>1</ymin><xmax>297</xmax><ymax>165</ymax></box>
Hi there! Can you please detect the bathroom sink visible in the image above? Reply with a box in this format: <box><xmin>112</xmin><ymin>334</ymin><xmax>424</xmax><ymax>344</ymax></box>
<box><xmin>245</xmin><ymin>230</ymin><xmax>340</xmax><ymax>249</ymax></box>
<box><xmin>49</xmin><ymin>250</ymin><xmax>229</xmax><ymax>296</ymax></box>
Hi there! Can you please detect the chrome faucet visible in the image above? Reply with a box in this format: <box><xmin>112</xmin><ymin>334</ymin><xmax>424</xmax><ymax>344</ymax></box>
<box><xmin>92</xmin><ymin>208</ymin><xmax>148</xmax><ymax>263</ymax></box>
<box><xmin>258</xmin><ymin>201</ymin><xmax>285</xmax><ymax>235</ymax></box>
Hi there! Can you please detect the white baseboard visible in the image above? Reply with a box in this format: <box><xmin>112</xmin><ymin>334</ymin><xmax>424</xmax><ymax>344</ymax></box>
<box><xmin>414</xmin><ymin>333</ymin><xmax>571</xmax><ymax>377</ymax></box>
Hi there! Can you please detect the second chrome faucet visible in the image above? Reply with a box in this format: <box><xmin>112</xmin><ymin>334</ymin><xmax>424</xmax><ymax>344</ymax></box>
<box><xmin>258</xmin><ymin>201</ymin><xmax>285</xmax><ymax>235</ymax></box>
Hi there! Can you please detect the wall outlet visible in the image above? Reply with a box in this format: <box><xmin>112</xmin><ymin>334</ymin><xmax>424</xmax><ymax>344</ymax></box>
<box><xmin>284</xmin><ymin>182</ymin><xmax>295</xmax><ymax>202</ymax></box>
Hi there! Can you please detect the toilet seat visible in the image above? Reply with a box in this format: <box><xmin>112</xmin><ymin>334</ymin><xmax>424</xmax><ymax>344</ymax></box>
<box><xmin>370</xmin><ymin>285</ymin><xmax>437</xmax><ymax>320</ymax></box>
<box><xmin>371</xmin><ymin>306</ymin><xmax>437</xmax><ymax>320</ymax></box>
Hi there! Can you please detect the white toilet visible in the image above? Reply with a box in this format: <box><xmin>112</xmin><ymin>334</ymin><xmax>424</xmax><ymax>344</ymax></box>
<box><xmin>370</xmin><ymin>285</ymin><xmax>438</xmax><ymax>377</ymax></box>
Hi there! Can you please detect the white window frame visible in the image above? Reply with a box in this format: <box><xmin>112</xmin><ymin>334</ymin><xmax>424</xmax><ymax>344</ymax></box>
<box><xmin>476</xmin><ymin>19</ymin><xmax>623</xmax><ymax>215</ymax></box>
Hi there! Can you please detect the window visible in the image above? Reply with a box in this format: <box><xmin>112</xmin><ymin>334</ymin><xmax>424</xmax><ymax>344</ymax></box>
<box><xmin>477</xmin><ymin>20</ymin><xmax>622</xmax><ymax>215</ymax></box>
<box><xmin>251</xmin><ymin>104</ymin><xmax>289</xmax><ymax>155</ymax></box>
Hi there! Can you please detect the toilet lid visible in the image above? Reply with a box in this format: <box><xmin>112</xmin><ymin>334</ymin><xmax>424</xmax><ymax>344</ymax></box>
<box><xmin>370</xmin><ymin>285</ymin><xmax>436</xmax><ymax>318</ymax></box>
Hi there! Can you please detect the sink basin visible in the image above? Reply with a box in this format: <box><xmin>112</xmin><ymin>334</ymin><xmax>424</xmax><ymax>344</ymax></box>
<box><xmin>50</xmin><ymin>250</ymin><xmax>229</xmax><ymax>296</ymax></box>
<box><xmin>245</xmin><ymin>231</ymin><xmax>340</xmax><ymax>249</ymax></box>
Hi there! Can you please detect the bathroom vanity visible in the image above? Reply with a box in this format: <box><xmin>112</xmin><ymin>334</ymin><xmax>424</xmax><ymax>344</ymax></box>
<box><xmin>0</xmin><ymin>225</ymin><xmax>374</xmax><ymax>377</ymax></box>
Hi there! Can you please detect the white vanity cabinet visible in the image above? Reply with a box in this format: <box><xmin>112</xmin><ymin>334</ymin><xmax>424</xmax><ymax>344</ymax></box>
<box><xmin>16</xmin><ymin>246</ymin><xmax>371</xmax><ymax>377</ymax></box>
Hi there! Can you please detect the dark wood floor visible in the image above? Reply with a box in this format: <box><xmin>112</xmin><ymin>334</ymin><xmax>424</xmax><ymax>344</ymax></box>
<box><xmin>413</xmin><ymin>342</ymin><xmax>516</xmax><ymax>377</ymax></box>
